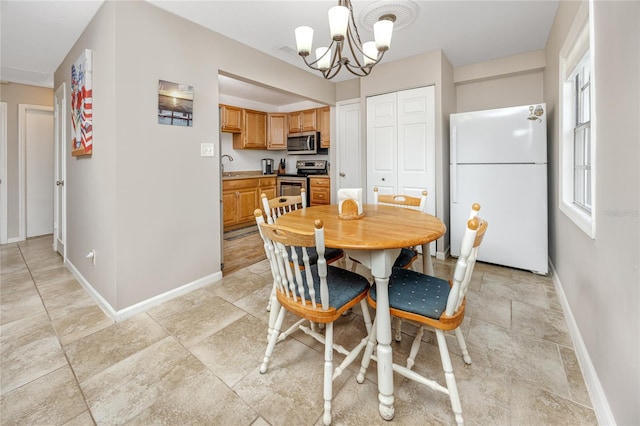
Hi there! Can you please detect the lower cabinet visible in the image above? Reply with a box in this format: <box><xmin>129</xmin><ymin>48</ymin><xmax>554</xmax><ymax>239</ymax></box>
<box><xmin>223</xmin><ymin>176</ymin><xmax>276</xmax><ymax>230</ymax></box>
<box><xmin>309</xmin><ymin>176</ymin><xmax>330</xmax><ymax>206</ymax></box>
<box><xmin>259</xmin><ymin>177</ymin><xmax>277</xmax><ymax>200</ymax></box>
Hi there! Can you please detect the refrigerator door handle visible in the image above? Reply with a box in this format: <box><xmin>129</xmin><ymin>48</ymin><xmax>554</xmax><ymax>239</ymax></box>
<box><xmin>451</xmin><ymin>126</ymin><xmax>457</xmax><ymax>203</ymax></box>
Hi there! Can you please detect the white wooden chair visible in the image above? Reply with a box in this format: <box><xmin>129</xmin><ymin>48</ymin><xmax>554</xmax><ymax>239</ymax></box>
<box><xmin>259</xmin><ymin>191</ymin><xmax>344</xmax><ymax>314</ymax></box>
<box><xmin>356</xmin><ymin>204</ymin><xmax>488</xmax><ymax>426</ymax></box>
<box><xmin>348</xmin><ymin>187</ymin><xmax>428</xmax><ymax>340</ymax></box>
<box><xmin>255</xmin><ymin>210</ymin><xmax>373</xmax><ymax>426</ymax></box>
<box><xmin>373</xmin><ymin>187</ymin><xmax>429</xmax><ymax>270</ymax></box>
<box><xmin>261</xmin><ymin>190</ymin><xmax>306</xmax><ymax>224</ymax></box>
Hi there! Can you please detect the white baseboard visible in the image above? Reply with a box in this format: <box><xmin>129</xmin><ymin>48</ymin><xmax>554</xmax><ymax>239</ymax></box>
<box><xmin>436</xmin><ymin>246</ymin><xmax>450</xmax><ymax>261</ymax></box>
<box><xmin>7</xmin><ymin>237</ymin><xmax>23</xmax><ymax>244</ymax></box>
<box><xmin>549</xmin><ymin>261</ymin><xmax>616</xmax><ymax>425</ymax></box>
<box><xmin>65</xmin><ymin>260</ymin><xmax>223</xmax><ymax>322</ymax></box>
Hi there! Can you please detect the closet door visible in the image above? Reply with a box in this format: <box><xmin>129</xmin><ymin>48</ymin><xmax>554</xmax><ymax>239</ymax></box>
<box><xmin>366</xmin><ymin>86</ymin><xmax>435</xmax><ymax>216</ymax></box>
<box><xmin>397</xmin><ymin>86</ymin><xmax>436</xmax><ymax>216</ymax></box>
<box><xmin>366</xmin><ymin>92</ymin><xmax>397</xmax><ymax>198</ymax></box>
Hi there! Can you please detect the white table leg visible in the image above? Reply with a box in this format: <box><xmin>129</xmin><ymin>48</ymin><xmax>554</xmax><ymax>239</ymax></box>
<box><xmin>346</xmin><ymin>248</ymin><xmax>399</xmax><ymax>420</ymax></box>
<box><xmin>422</xmin><ymin>242</ymin><xmax>434</xmax><ymax>275</ymax></box>
<box><xmin>373</xmin><ymin>274</ymin><xmax>395</xmax><ymax>420</ymax></box>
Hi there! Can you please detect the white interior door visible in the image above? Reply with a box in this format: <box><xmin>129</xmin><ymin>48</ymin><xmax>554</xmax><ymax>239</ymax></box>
<box><xmin>366</xmin><ymin>87</ymin><xmax>436</xmax><ymax>254</ymax></box>
<box><xmin>366</xmin><ymin>92</ymin><xmax>397</xmax><ymax>199</ymax></box>
<box><xmin>0</xmin><ymin>102</ymin><xmax>7</xmax><ymax>244</ymax></box>
<box><xmin>397</xmin><ymin>86</ymin><xmax>436</xmax><ymax>217</ymax></box>
<box><xmin>19</xmin><ymin>104</ymin><xmax>54</xmax><ymax>239</ymax></box>
<box><xmin>54</xmin><ymin>84</ymin><xmax>66</xmax><ymax>256</ymax></box>
<box><xmin>336</xmin><ymin>99</ymin><xmax>362</xmax><ymax>191</ymax></box>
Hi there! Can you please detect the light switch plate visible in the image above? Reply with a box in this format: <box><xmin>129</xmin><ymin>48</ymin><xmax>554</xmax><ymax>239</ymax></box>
<box><xmin>201</xmin><ymin>143</ymin><xmax>215</xmax><ymax>157</ymax></box>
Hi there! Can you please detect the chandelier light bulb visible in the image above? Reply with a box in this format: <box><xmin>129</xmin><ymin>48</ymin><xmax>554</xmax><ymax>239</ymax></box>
<box><xmin>328</xmin><ymin>5</ymin><xmax>349</xmax><ymax>41</ymax></box>
<box><xmin>363</xmin><ymin>41</ymin><xmax>378</xmax><ymax>65</ymax></box>
<box><xmin>374</xmin><ymin>16</ymin><xmax>395</xmax><ymax>51</ymax></box>
<box><xmin>295</xmin><ymin>26</ymin><xmax>314</xmax><ymax>55</ymax></box>
<box><xmin>316</xmin><ymin>47</ymin><xmax>332</xmax><ymax>70</ymax></box>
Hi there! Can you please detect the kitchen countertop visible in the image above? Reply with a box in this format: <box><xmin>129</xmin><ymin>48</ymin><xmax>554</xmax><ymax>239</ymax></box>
<box><xmin>221</xmin><ymin>170</ymin><xmax>277</xmax><ymax>180</ymax></box>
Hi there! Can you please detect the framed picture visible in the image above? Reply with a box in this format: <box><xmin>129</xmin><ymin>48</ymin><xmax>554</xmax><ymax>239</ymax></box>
<box><xmin>158</xmin><ymin>80</ymin><xmax>193</xmax><ymax>126</ymax></box>
<box><xmin>71</xmin><ymin>49</ymin><xmax>93</xmax><ymax>156</ymax></box>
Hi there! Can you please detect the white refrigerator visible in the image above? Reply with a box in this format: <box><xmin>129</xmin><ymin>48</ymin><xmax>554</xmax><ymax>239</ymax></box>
<box><xmin>450</xmin><ymin>104</ymin><xmax>548</xmax><ymax>274</ymax></box>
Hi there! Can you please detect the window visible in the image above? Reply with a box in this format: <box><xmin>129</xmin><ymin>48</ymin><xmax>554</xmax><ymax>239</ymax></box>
<box><xmin>572</xmin><ymin>54</ymin><xmax>591</xmax><ymax>212</ymax></box>
<box><xmin>559</xmin><ymin>1</ymin><xmax>596</xmax><ymax>238</ymax></box>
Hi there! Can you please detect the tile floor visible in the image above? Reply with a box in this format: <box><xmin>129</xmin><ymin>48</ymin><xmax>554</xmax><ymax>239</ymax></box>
<box><xmin>1</xmin><ymin>235</ymin><xmax>597</xmax><ymax>425</ymax></box>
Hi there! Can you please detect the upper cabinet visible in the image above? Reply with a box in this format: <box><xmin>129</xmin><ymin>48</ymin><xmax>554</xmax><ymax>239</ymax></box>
<box><xmin>267</xmin><ymin>113</ymin><xmax>287</xmax><ymax>150</ymax></box>
<box><xmin>221</xmin><ymin>104</ymin><xmax>330</xmax><ymax>150</ymax></box>
<box><xmin>233</xmin><ymin>109</ymin><xmax>267</xmax><ymax>149</ymax></box>
<box><xmin>288</xmin><ymin>109</ymin><xmax>317</xmax><ymax>133</ymax></box>
<box><xmin>220</xmin><ymin>104</ymin><xmax>242</xmax><ymax>133</ymax></box>
<box><xmin>317</xmin><ymin>106</ymin><xmax>330</xmax><ymax>148</ymax></box>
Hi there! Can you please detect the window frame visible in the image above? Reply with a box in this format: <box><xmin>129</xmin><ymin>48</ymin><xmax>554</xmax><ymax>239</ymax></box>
<box><xmin>559</xmin><ymin>1</ymin><xmax>596</xmax><ymax>238</ymax></box>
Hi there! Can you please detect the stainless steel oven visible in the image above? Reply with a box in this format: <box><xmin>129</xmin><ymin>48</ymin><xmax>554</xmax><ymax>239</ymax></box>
<box><xmin>276</xmin><ymin>175</ymin><xmax>308</xmax><ymax>199</ymax></box>
<box><xmin>276</xmin><ymin>160</ymin><xmax>328</xmax><ymax>206</ymax></box>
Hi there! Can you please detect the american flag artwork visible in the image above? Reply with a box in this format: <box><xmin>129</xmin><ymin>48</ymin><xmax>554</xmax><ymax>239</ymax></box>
<box><xmin>71</xmin><ymin>49</ymin><xmax>93</xmax><ymax>156</ymax></box>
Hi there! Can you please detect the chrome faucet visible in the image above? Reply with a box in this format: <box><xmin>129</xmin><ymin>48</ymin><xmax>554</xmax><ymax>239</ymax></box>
<box><xmin>221</xmin><ymin>154</ymin><xmax>234</xmax><ymax>173</ymax></box>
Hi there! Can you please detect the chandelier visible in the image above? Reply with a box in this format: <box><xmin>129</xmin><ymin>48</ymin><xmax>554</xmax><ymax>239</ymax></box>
<box><xmin>294</xmin><ymin>0</ymin><xmax>395</xmax><ymax>79</ymax></box>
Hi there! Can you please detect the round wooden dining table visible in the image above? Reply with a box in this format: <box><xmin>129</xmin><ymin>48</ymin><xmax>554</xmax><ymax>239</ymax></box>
<box><xmin>276</xmin><ymin>203</ymin><xmax>446</xmax><ymax>420</ymax></box>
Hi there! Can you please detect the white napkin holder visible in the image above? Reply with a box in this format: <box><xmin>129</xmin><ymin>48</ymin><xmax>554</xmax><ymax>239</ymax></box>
<box><xmin>338</xmin><ymin>188</ymin><xmax>364</xmax><ymax>220</ymax></box>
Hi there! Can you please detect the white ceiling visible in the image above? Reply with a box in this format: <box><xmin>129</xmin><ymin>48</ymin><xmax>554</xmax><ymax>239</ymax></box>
<box><xmin>1</xmin><ymin>0</ymin><xmax>559</xmax><ymax>105</ymax></box>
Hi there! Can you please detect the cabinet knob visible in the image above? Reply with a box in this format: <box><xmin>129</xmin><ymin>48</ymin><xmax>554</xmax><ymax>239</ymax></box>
<box><xmin>381</xmin><ymin>178</ymin><xmax>386</xmax><ymax>181</ymax></box>
<box><xmin>339</xmin><ymin>172</ymin><xmax>345</xmax><ymax>177</ymax></box>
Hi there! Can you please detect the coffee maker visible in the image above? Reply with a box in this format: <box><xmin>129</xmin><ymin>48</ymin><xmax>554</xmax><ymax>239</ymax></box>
<box><xmin>261</xmin><ymin>158</ymin><xmax>274</xmax><ymax>175</ymax></box>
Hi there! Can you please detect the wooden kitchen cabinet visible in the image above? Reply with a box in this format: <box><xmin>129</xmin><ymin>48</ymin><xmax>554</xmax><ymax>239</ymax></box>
<box><xmin>223</xmin><ymin>176</ymin><xmax>276</xmax><ymax>230</ymax></box>
<box><xmin>220</xmin><ymin>104</ymin><xmax>242</xmax><ymax>133</ymax></box>
<box><xmin>267</xmin><ymin>113</ymin><xmax>287</xmax><ymax>150</ymax></box>
<box><xmin>222</xmin><ymin>178</ymin><xmax>260</xmax><ymax>230</ymax></box>
<box><xmin>233</xmin><ymin>109</ymin><xmax>267</xmax><ymax>149</ymax></box>
<box><xmin>259</xmin><ymin>177</ymin><xmax>277</xmax><ymax>200</ymax></box>
<box><xmin>309</xmin><ymin>176</ymin><xmax>330</xmax><ymax>206</ymax></box>
<box><xmin>288</xmin><ymin>109</ymin><xmax>317</xmax><ymax>133</ymax></box>
<box><xmin>317</xmin><ymin>106</ymin><xmax>330</xmax><ymax>148</ymax></box>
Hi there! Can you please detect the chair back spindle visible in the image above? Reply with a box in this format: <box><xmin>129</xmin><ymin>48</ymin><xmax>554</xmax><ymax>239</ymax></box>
<box><xmin>261</xmin><ymin>189</ymin><xmax>306</xmax><ymax>224</ymax></box>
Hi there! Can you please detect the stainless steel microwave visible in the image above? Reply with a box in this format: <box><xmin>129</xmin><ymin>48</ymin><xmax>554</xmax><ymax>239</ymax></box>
<box><xmin>287</xmin><ymin>131</ymin><xmax>318</xmax><ymax>155</ymax></box>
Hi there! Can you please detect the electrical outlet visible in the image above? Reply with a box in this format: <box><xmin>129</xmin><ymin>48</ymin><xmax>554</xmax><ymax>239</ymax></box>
<box><xmin>201</xmin><ymin>143</ymin><xmax>215</xmax><ymax>157</ymax></box>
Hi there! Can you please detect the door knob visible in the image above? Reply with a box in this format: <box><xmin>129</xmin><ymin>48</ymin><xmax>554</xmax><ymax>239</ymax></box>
<box><xmin>56</xmin><ymin>180</ymin><xmax>64</xmax><ymax>186</ymax></box>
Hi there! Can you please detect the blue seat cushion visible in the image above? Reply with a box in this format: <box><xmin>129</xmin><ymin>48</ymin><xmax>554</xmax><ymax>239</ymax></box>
<box><xmin>369</xmin><ymin>268</ymin><xmax>450</xmax><ymax>320</ymax></box>
<box><xmin>287</xmin><ymin>246</ymin><xmax>344</xmax><ymax>266</ymax></box>
<box><xmin>292</xmin><ymin>265</ymin><xmax>370</xmax><ymax>310</ymax></box>
<box><xmin>393</xmin><ymin>248</ymin><xmax>419</xmax><ymax>268</ymax></box>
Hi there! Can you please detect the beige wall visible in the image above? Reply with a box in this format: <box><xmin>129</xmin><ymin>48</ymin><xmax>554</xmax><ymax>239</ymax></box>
<box><xmin>544</xmin><ymin>1</ymin><xmax>639</xmax><ymax>424</ymax></box>
<box><xmin>454</xmin><ymin>50</ymin><xmax>545</xmax><ymax>112</ymax></box>
<box><xmin>456</xmin><ymin>71</ymin><xmax>544</xmax><ymax>113</ymax></box>
<box><xmin>53</xmin><ymin>0</ymin><xmax>340</xmax><ymax>312</ymax></box>
<box><xmin>0</xmin><ymin>83</ymin><xmax>53</xmax><ymax>240</ymax></box>
<box><xmin>335</xmin><ymin>79</ymin><xmax>360</xmax><ymax>102</ymax></box>
<box><xmin>439</xmin><ymin>54</ymin><xmax>456</xmax><ymax>256</ymax></box>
